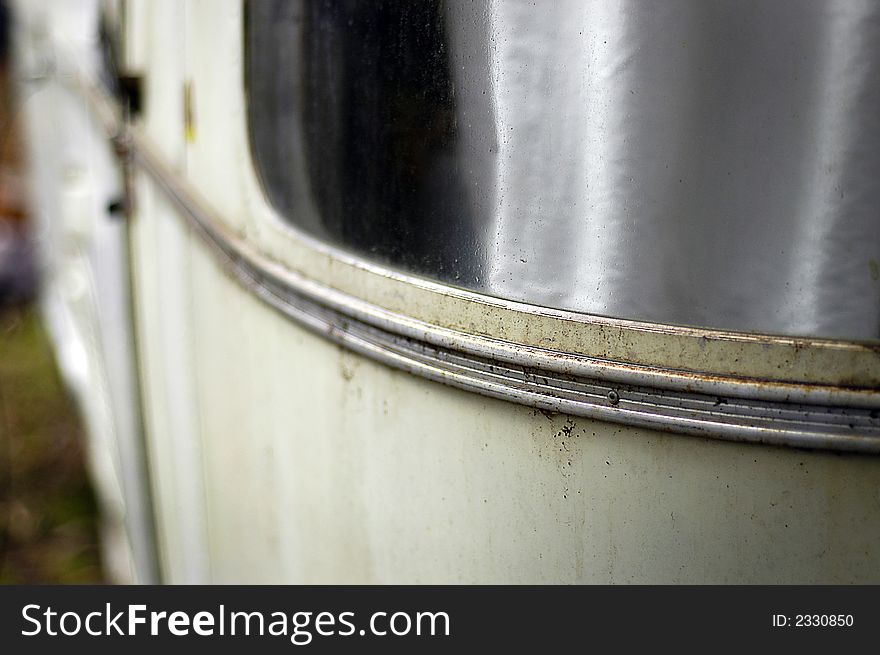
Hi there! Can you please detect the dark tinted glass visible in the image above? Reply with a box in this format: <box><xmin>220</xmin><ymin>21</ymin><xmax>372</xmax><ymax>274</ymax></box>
<box><xmin>246</xmin><ymin>0</ymin><xmax>485</xmax><ymax>286</ymax></box>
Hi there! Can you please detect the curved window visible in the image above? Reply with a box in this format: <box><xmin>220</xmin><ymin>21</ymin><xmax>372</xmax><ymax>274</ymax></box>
<box><xmin>245</xmin><ymin>0</ymin><xmax>880</xmax><ymax>341</ymax></box>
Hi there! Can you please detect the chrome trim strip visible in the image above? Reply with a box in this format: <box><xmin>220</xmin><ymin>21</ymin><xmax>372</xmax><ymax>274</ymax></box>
<box><xmin>78</xmin><ymin>77</ymin><xmax>880</xmax><ymax>453</ymax></box>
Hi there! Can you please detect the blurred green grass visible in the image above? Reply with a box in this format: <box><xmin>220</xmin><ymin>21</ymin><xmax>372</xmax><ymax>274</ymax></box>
<box><xmin>0</xmin><ymin>306</ymin><xmax>104</xmax><ymax>583</ymax></box>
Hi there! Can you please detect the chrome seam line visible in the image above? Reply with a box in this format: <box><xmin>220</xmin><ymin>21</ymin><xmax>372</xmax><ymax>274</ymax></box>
<box><xmin>74</xmin><ymin>77</ymin><xmax>880</xmax><ymax>404</ymax></box>
<box><xmin>130</xmin><ymin>131</ymin><xmax>880</xmax><ymax>452</ymax></box>
<box><xmin>75</xmin><ymin>77</ymin><xmax>880</xmax><ymax>452</ymax></box>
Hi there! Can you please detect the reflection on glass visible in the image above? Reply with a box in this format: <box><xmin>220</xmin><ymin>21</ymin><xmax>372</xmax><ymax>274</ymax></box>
<box><xmin>246</xmin><ymin>0</ymin><xmax>880</xmax><ymax>340</ymax></box>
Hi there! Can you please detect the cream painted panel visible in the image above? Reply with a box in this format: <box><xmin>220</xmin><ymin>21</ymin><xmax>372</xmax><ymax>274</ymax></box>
<box><xmin>138</xmin><ymin>0</ymin><xmax>185</xmax><ymax>166</ymax></box>
<box><xmin>127</xmin><ymin>0</ymin><xmax>209</xmax><ymax>583</ymax></box>
<box><xmin>188</xmin><ymin>240</ymin><xmax>290</xmax><ymax>583</ymax></box>
<box><xmin>183</xmin><ymin>0</ymin><xmax>250</xmax><ymax>233</ymax></box>
<box><xmin>186</xmin><ymin>249</ymin><xmax>880</xmax><ymax>583</ymax></box>
<box><xmin>123</xmin><ymin>0</ymin><xmax>149</xmax><ymax>72</ymax></box>
<box><xmin>130</xmin><ymin>174</ymin><xmax>209</xmax><ymax>583</ymax></box>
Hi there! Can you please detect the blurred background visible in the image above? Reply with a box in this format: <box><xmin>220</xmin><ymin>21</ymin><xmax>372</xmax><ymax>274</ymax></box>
<box><xmin>0</xmin><ymin>0</ymin><xmax>104</xmax><ymax>584</ymax></box>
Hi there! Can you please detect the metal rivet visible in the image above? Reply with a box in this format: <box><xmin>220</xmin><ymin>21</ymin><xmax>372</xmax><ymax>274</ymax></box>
<box><xmin>607</xmin><ymin>390</ymin><xmax>620</xmax><ymax>405</ymax></box>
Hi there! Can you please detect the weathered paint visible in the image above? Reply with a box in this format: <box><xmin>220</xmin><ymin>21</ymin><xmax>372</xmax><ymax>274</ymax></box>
<box><xmin>19</xmin><ymin>0</ymin><xmax>880</xmax><ymax>583</ymax></box>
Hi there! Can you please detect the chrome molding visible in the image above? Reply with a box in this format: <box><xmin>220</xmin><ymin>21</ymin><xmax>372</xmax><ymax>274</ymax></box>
<box><xmin>78</xmin><ymin>77</ymin><xmax>880</xmax><ymax>453</ymax></box>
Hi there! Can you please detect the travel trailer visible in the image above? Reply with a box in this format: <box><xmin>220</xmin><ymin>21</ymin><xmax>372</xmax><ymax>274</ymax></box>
<box><xmin>13</xmin><ymin>0</ymin><xmax>880</xmax><ymax>583</ymax></box>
